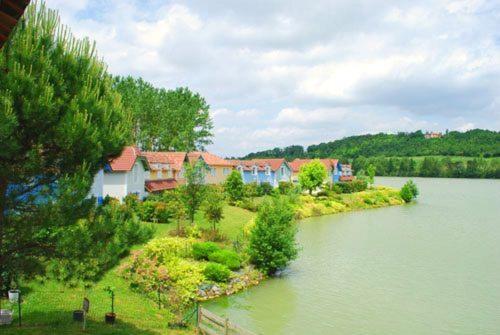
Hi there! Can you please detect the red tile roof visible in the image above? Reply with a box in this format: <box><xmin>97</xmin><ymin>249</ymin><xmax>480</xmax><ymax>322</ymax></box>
<box><xmin>145</xmin><ymin>179</ymin><xmax>178</xmax><ymax>192</ymax></box>
<box><xmin>340</xmin><ymin>175</ymin><xmax>354</xmax><ymax>181</ymax></box>
<box><xmin>143</xmin><ymin>152</ymin><xmax>186</xmax><ymax>171</ymax></box>
<box><xmin>187</xmin><ymin>152</ymin><xmax>232</xmax><ymax>166</ymax></box>
<box><xmin>108</xmin><ymin>146</ymin><xmax>147</xmax><ymax>172</ymax></box>
<box><xmin>289</xmin><ymin>158</ymin><xmax>339</xmax><ymax>173</ymax></box>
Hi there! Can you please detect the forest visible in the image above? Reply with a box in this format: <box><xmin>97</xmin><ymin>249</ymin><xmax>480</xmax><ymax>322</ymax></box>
<box><xmin>241</xmin><ymin>129</ymin><xmax>500</xmax><ymax>160</ymax></box>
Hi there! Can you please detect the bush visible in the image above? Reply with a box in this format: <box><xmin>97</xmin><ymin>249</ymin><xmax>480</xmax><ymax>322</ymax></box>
<box><xmin>400</xmin><ymin>180</ymin><xmax>419</xmax><ymax>203</ymax></box>
<box><xmin>144</xmin><ymin>237</ymin><xmax>195</xmax><ymax>261</ymax></box>
<box><xmin>224</xmin><ymin>170</ymin><xmax>245</xmax><ymax>203</ymax></box>
<box><xmin>235</xmin><ymin>198</ymin><xmax>260</xmax><ymax>212</ymax></box>
<box><xmin>257</xmin><ymin>182</ymin><xmax>273</xmax><ymax>196</ymax></box>
<box><xmin>334</xmin><ymin>179</ymin><xmax>368</xmax><ymax>194</ymax></box>
<box><xmin>278</xmin><ymin>181</ymin><xmax>294</xmax><ymax>195</ymax></box>
<box><xmin>153</xmin><ymin>202</ymin><xmax>174</xmax><ymax>223</ymax></box>
<box><xmin>203</xmin><ymin>263</ymin><xmax>231</xmax><ymax>282</ymax></box>
<box><xmin>243</xmin><ymin>182</ymin><xmax>259</xmax><ymax>198</ymax></box>
<box><xmin>192</xmin><ymin>242</ymin><xmax>221</xmax><ymax>260</ymax></box>
<box><xmin>139</xmin><ymin>200</ymin><xmax>157</xmax><ymax>221</ymax></box>
<box><xmin>248</xmin><ymin>197</ymin><xmax>298</xmax><ymax>275</ymax></box>
<box><xmin>208</xmin><ymin>250</ymin><xmax>241</xmax><ymax>270</ymax></box>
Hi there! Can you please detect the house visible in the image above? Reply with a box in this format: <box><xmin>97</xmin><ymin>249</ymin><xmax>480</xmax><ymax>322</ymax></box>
<box><xmin>187</xmin><ymin>152</ymin><xmax>233</xmax><ymax>184</ymax></box>
<box><xmin>289</xmin><ymin>158</ymin><xmax>342</xmax><ymax>184</ymax></box>
<box><xmin>230</xmin><ymin>159</ymin><xmax>292</xmax><ymax>187</ymax></box>
<box><xmin>339</xmin><ymin>164</ymin><xmax>354</xmax><ymax>181</ymax></box>
<box><xmin>143</xmin><ymin>151</ymin><xmax>187</xmax><ymax>193</ymax></box>
<box><xmin>90</xmin><ymin>146</ymin><xmax>150</xmax><ymax>201</ymax></box>
<box><xmin>424</xmin><ymin>131</ymin><xmax>443</xmax><ymax>139</ymax></box>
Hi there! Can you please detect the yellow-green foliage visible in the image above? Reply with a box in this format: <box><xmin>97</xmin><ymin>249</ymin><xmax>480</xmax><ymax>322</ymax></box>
<box><xmin>296</xmin><ymin>186</ymin><xmax>403</xmax><ymax>219</ymax></box>
<box><xmin>143</xmin><ymin>236</ymin><xmax>195</xmax><ymax>261</ymax></box>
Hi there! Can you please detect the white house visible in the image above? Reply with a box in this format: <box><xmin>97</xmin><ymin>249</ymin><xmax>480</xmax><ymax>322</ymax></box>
<box><xmin>90</xmin><ymin>146</ymin><xmax>150</xmax><ymax>201</ymax></box>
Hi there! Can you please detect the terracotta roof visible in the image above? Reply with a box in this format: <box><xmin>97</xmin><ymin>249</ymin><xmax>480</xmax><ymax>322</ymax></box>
<box><xmin>187</xmin><ymin>152</ymin><xmax>232</xmax><ymax>166</ymax></box>
<box><xmin>108</xmin><ymin>146</ymin><xmax>147</xmax><ymax>172</ymax></box>
<box><xmin>340</xmin><ymin>175</ymin><xmax>354</xmax><ymax>181</ymax></box>
<box><xmin>143</xmin><ymin>152</ymin><xmax>186</xmax><ymax>171</ymax></box>
<box><xmin>231</xmin><ymin>158</ymin><xmax>287</xmax><ymax>172</ymax></box>
<box><xmin>289</xmin><ymin>159</ymin><xmax>339</xmax><ymax>173</ymax></box>
<box><xmin>145</xmin><ymin>179</ymin><xmax>178</xmax><ymax>192</ymax></box>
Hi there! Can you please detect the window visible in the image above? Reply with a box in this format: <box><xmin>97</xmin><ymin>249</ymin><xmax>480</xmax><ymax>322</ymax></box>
<box><xmin>252</xmin><ymin>166</ymin><xmax>258</xmax><ymax>175</ymax></box>
<box><xmin>210</xmin><ymin>167</ymin><xmax>216</xmax><ymax>176</ymax></box>
<box><xmin>237</xmin><ymin>166</ymin><xmax>243</xmax><ymax>173</ymax></box>
<box><xmin>265</xmin><ymin>166</ymin><xmax>271</xmax><ymax>175</ymax></box>
<box><xmin>133</xmin><ymin>164</ymin><xmax>139</xmax><ymax>183</ymax></box>
<box><xmin>223</xmin><ymin>168</ymin><xmax>230</xmax><ymax>176</ymax></box>
<box><xmin>280</xmin><ymin>166</ymin><xmax>285</xmax><ymax>175</ymax></box>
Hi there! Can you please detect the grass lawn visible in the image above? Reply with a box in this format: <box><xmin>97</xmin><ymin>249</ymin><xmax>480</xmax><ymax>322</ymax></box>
<box><xmin>0</xmin><ymin>205</ymin><xmax>255</xmax><ymax>335</ymax></box>
<box><xmin>0</xmin><ymin>270</ymin><xmax>191</xmax><ymax>335</ymax></box>
<box><xmin>153</xmin><ymin>205</ymin><xmax>256</xmax><ymax>241</ymax></box>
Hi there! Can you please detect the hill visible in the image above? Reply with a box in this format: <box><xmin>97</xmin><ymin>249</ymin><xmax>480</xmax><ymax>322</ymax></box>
<box><xmin>241</xmin><ymin>129</ymin><xmax>500</xmax><ymax>160</ymax></box>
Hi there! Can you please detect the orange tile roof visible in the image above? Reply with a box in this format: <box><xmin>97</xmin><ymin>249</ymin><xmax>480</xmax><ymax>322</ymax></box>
<box><xmin>108</xmin><ymin>146</ymin><xmax>146</xmax><ymax>172</ymax></box>
<box><xmin>145</xmin><ymin>179</ymin><xmax>178</xmax><ymax>192</ymax></box>
<box><xmin>142</xmin><ymin>152</ymin><xmax>186</xmax><ymax>171</ymax></box>
<box><xmin>187</xmin><ymin>151</ymin><xmax>232</xmax><ymax>166</ymax></box>
<box><xmin>289</xmin><ymin>158</ymin><xmax>339</xmax><ymax>173</ymax></box>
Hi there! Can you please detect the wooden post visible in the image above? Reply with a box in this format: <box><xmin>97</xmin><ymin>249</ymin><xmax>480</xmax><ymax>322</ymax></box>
<box><xmin>224</xmin><ymin>317</ymin><xmax>229</xmax><ymax>335</ymax></box>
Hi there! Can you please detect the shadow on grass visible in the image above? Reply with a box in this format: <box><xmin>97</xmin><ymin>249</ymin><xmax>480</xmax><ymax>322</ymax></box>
<box><xmin>0</xmin><ymin>309</ymin><xmax>182</xmax><ymax>335</ymax></box>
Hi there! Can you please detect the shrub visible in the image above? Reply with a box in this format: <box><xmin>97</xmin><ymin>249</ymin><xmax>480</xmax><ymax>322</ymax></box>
<box><xmin>235</xmin><ymin>198</ymin><xmax>260</xmax><ymax>212</ymax></box>
<box><xmin>192</xmin><ymin>242</ymin><xmax>221</xmax><ymax>260</ymax></box>
<box><xmin>153</xmin><ymin>202</ymin><xmax>174</xmax><ymax>223</ymax></box>
<box><xmin>208</xmin><ymin>250</ymin><xmax>242</xmax><ymax>270</ymax></box>
<box><xmin>278</xmin><ymin>181</ymin><xmax>294</xmax><ymax>195</ymax></box>
<box><xmin>335</xmin><ymin>179</ymin><xmax>368</xmax><ymax>194</ymax></box>
<box><xmin>248</xmin><ymin>197</ymin><xmax>298</xmax><ymax>275</ymax></box>
<box><xmin>203</xmin><ymin>263</ymin><xmax>231</xmax><ymax>282</ymax></box>
<box><xmin>224</xmin><ymin>170</ymin><xmax>245</xmax><ymax>203</ymax></box>
<box><xmin>124</xmin><ymin>193</ymin><xmax>140</xmax><ymax>211</ymax></box>
<box><xmin>144</xmin><ymin>237</ymin><xmax>195</xmax><ymax>261</ymax></box>
<box><xmin>203</xmin><ymin>188</ymin><xmax>225</xmax><ymax>233</ymax></box>
<box><xmin>257</xmin><ymin>182</ymin><xmax>273</xmax><ymax>196</ymax></box>
<box><xmin>400</xmin><ymin>180</ymin><xmax>419</xmax><ymax>203</ymax></box>
<box><xmin>139</xmin><ymin>200</ymin><xmax>157</xmax><ymax>221</ymax></box>
<box><xmin>243</xmin><ymin>182</ymin><xmax>259</xmax><ymax>198</ymax></box>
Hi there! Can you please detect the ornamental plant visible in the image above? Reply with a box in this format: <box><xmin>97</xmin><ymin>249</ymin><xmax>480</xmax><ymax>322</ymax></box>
<box><xmin>224</xmin><ymin>170</ymin><xmax>245</xmax><ymax>203</ymax></box>
<box><xmin>248</xmin><ymin>197</ymin><xmax>298</xmax><ymax>275</ymax></box>
<box><xmin>400</xmin><ymin>180</ymin><xmax>419</xmax><ymax>203</ymax></box>
<box><xmin>203</xmin><ymin>263</ymin><xmax>231</xmax><ymax>283</ymax></box>
<box><xmin>208</xmin><ymin>250</ymin><xmax>242</xmax><ymax>270</ymax></box>
<box><xmin>192</xmin><ymin>242</ymin><xmax>220</xmax><ymax>260</ymax></box>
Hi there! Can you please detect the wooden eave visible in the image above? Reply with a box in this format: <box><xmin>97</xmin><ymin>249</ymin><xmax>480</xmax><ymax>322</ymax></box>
<box><xmin>0</xmin><ymin>0</ymin><xmax>31</xmax><ymax>49</ymax></box>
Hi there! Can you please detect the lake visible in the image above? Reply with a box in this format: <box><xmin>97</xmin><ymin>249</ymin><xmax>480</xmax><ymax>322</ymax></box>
<box><xmin>205</xmin><ymin>177</ymin><xmax>500</xmax><ymax>334</ymax></box>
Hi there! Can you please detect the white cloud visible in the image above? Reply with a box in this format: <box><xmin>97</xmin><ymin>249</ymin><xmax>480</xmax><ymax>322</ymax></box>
<box><xmin>44</xmin><ymin>0</ymin><xmax>500</xmax><ymax>157</ymax></box>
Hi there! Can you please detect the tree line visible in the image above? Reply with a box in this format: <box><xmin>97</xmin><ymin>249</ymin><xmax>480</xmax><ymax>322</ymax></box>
<box><xmin>353</xmin><ymin>156</ymin><xmax>500</xmax><ymax>179</ymax></box>
<box><xmin>241</xmin><ymin>130</ymin><xmax>500</xmax><ymax>160</ymax></box>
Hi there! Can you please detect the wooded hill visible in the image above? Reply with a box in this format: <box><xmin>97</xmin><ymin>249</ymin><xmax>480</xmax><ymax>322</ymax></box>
<box><xmin>241</xmin><ymin>129</ymin><xmax>500</xmax><ymax>160</ymax></box>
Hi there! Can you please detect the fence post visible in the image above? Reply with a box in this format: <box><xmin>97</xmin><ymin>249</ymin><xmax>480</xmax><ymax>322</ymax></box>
<box><xmin>196</xmin><ymin>303</ymin><xmax>201</xmax><ymax>334</ymax></box>
<box><xmin>18</xmin><ymin>291</ymin><xmax>22</xmax><ymax>327</ymax></box>
<box><xmin>225</xmin><ymin>317</ymin><xmax>229</xmax><ymax>335</ymax></box>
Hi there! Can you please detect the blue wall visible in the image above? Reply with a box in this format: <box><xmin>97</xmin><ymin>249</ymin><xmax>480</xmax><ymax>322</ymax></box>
<box><xmin>239</xmin><ymin>163</ymin><xmax>292</xmax><ymax>187</ymax></box>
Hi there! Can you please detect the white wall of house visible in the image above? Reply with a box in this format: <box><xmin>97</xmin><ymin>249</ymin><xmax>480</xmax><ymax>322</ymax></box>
<box><xmin>126</xmin><ymin>161</ymin><xmax>147</xmax><ymax>199</ymax></box>
<box><xmin>103</xmin><ymin>172</ymin><xmax>128</xmax><ymax>200</ymax></box>
<box><xmin>89</xmin><ymin>169</ymin><xmax>104</xmax><ymax>200</ymax></box>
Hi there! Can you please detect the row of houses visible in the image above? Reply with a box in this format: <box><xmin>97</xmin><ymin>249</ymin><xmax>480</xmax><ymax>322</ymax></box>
<box><xmin>90</xmin><ymin>146</ymin><xmax>353</xmax><ymax>201</ymax></box>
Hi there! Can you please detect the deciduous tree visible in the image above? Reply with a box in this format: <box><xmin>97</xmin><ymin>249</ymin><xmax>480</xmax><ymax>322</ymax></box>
<box><xmin>298</xmin><ymin>160</ymin><xmax>327</xmax><ymax>194</ymax></box>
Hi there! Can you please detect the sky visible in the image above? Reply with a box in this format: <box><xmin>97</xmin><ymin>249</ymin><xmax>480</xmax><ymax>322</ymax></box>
<box><xmin>46</xmin><ymin>0</ymin><xmax>500</xmax><ymax>157</ymax></box>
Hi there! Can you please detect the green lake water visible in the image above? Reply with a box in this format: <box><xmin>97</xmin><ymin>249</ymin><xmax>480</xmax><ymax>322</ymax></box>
<box><xmin>205</xmin><ymin>177</ymin><xmax>500</xmax><ymax>334</ymax></box>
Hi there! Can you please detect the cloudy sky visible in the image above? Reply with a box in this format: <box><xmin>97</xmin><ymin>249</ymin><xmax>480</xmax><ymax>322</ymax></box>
<box><xmin>46</xmin><ymin>0</ymin><xmax>500</xmax><ymax>157</ymax></box>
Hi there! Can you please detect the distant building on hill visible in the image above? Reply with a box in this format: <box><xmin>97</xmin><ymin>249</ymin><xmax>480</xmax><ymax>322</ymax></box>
<box><xmin>424</xmin><ymin>131</ymin><xmax>443</xmax><ymax>139</ymax></box>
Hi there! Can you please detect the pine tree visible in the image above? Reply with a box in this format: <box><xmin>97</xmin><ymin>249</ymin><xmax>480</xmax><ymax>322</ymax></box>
<box><xmin>0</xmin><ymin>1</ymin><xmax>130</xmax><ymax>291</ymax></box>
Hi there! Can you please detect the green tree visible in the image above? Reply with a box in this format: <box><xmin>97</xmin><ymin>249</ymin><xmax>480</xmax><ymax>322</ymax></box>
<box><xmin>224</xmin><ymin>170</ymin><xmax>244</xmax><ymax>203</ymax></box>
<box><xmin>366</xmin><ymin>164</ymin><xmax>376</xmax><ymax>185</ymax></box>
<box><xmin>0</xmin><ymin>2</ymin><xmax>130</xmax><ymax>291</ymax></box>
<box><xmin>248</xmin><ymin>197</ymin><xmax>298</xmax><ymax>275</ymax></box>
<box><xmin>400</xmin><ymin>180</ymin><xmax>419</xmax><ymax>203</ymax></box>
<box><xmin>114</xmin><ymin>77</ymin><xmax>213</xmax><ymax>151</ymax></box>
<box><xmin>203</xmin><ymin>188</ymin><xmax>225</xmax><ymax>233</ymax></box>
<box><xmin>180</xmin><ymin>160</ymin><xmax>207</xmax><ymax>223</ymax></box>
<box><xmin>298</xmin><ymin>160</ymin><xmax>327</xmax><ymax>194</ymax></box>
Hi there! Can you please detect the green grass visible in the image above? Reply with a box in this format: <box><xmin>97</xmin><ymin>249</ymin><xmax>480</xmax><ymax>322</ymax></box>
<box><xmin>0</xmin><ymin>270</ymin><xmax>190</xmax><ymax>335</ymax></box>
<box><xmin>152</xmin><ymin>205</ymin><xmax>256</xmax><ymax>241</ymax></box>
<box><xmin>0</xmin><ymin>205</ymin><xmax>255</xmax><ymax>335</ymax></box>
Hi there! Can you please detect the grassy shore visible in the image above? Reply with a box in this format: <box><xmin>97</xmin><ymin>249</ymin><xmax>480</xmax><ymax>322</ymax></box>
<box><xmin>1</xmin><ymin>186</ymin><xmax>403</xmax><ymax>334</ymax></box>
